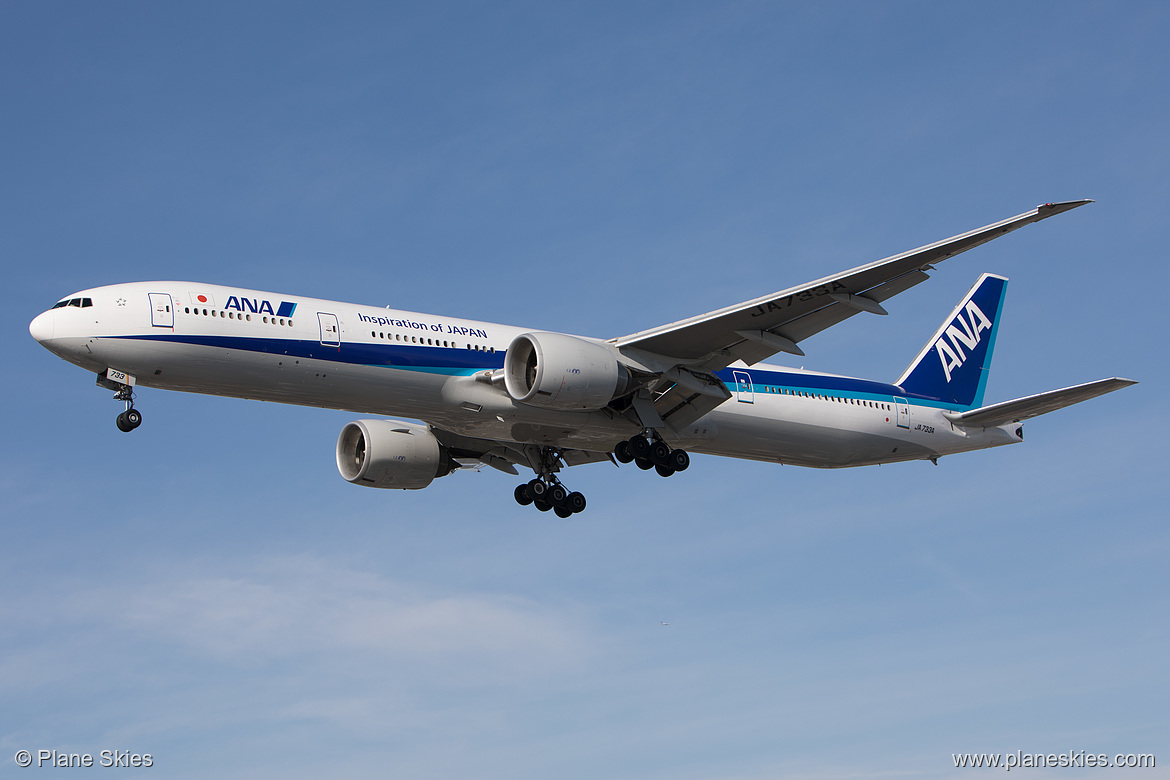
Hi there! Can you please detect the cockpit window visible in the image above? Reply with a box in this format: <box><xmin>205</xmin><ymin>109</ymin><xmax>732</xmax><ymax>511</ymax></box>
<box><xmin>51</xmin><ymin>298</ymin><xmax>93</xmax><ymax>309</ymax></box>
<box><xmin>52</xmin><ymin>300</ymin><xmax>69</xmax><ymax>309</ymax></box>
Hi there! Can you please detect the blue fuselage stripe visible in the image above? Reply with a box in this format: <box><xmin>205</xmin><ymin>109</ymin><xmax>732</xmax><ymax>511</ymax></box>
<box><xmin>113</xmin><ymin>334</ymin><xmax>963</xmax><ymax>410</ymax></box>
<box><xmin>113</xmin><ymin>333</ymin><xmax>505</xmax><ymax>374</ymax></box>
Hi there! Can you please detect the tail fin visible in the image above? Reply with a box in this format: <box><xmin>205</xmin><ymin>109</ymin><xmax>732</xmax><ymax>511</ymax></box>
<box><xmin>895</xmin><ymin>273</ymin><xmax>1008</xmax><ymax>409</ymax></box>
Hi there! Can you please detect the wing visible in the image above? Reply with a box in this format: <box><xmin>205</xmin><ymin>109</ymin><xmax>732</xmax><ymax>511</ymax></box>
<box><xmin>613</xmin><ymin>201</ymin><xmax>1092</xmax><ymax>370</ymax></box>
<box><xmin>942</xmin><ymin>378</ymin><xmax>1137</xmax><ymax>428</ymax></box>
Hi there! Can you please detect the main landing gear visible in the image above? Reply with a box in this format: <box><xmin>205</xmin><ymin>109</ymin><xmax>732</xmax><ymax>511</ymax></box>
<box><xmin>613</xmin><ymin>432</ymin><xmax>689</xmax><ymax>478</ymax></box>
<box><xmin>113</xmin><ymin>385</ymin><xmax>142</xmax><ymax>432</ymax></box>
<box><xmin>513</xmin><ymin>447</ymin><xmax>587</xmax><ymax>518</ymax></box>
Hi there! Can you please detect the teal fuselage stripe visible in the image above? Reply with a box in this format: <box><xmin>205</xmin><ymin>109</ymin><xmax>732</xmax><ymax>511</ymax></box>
<box><xmin>716</xmin><ymin>367</ymin><xmax>967</xmax><ymax>411</ymax></box>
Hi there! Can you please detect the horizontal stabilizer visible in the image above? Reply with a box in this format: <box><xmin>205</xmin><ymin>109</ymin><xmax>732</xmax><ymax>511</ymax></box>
<box><xmin>942</xmin><ymin>377</ymin><xmax>1137</xmax><ymax>428</ymax></box>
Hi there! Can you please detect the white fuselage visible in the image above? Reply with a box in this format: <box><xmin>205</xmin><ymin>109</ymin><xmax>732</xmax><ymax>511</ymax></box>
<box><xmin>30</xmin><ymin>281</ymin><xmax>1020</xmax><ymax>469</ymax></box>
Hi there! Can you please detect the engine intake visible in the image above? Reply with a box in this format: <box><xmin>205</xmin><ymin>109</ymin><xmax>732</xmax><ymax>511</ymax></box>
<box><xmin>336</xmin><ymin>419</ymin><xmax>454</xmax><ymax>490</ymax></box>
<box><xmin>504</xmin><ymin>332</ymin><xmax>631</xmax><ymax>410</ymax></box>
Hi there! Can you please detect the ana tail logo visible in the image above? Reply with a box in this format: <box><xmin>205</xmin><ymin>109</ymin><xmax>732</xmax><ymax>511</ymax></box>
<box><xmin>896</xmin><ymin>273</ymin><xmax>1007</xmax><ymax>409</ymax></box>
<box><xmin>935</xmin><ymin>300</ymin><xmax>993</xmax><ymax>382</ymax></box>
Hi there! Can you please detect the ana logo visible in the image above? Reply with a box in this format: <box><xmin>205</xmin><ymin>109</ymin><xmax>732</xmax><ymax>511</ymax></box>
<box><xmin>224</xmin><ymin>296</ymin><xmax>298</xmax><ymax>318</ymax></box>
<box><xmin>935</xmin><ymin>300</ymin><xmax>992</xmax><ymax>382</ymax></box>
<box><xmin>197</xmin><ymin>294</ymin><xmax>207</xmax><ymax>303</ymax></box>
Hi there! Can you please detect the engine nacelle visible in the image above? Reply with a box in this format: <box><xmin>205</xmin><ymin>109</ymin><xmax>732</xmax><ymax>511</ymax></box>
<box><xmin>504</xmin><ymin>332</ymin><xmax>631</xmax><ymax>410</ymax></box>
<box><xmin>336</xmin><ymin>419</ymin><xmax>454</xmax><ymax>490</ymax></box>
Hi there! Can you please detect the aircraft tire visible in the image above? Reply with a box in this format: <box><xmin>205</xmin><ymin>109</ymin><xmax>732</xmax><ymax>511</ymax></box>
<box><xmin>528</xmin><ymin>479</ymin><xmax>547</xmax><ymax>499</ymax></box>
<box><xmin>655</xmin><ymin>464</ymin><xmax>675</xmax><ymax>477</ymax></box>
<box><xmin>125</xmin><ymin>408</ymin><xmax>142</xmax><ymax>429</ymax></box>
<box><xmin>116</xmin><ymin>412</ymin><xmax>132</xmax><ymax>432</ymax></box>
<box><xmin>635</xmin><ymin>457</ymin><xmax>654</xmax><ymax>470</ymax></box>
<box><xmin>549</xmin><ymin>484</ymin><xmax>568</xmax><ymax>506</ymax></box>
<box><xmin>629</xmin><ymin>435</ymin><xmax>650</xmax><ymax>459</ymax></box>
<box><xmin>554</xmin><ymin>505</ymin><xmax>573</xmax><ymax>518</ymax></box>
<box><xmin>566</xmin><ymin>492</ymin><xmax>587</xmax><ymax>513</ymax></box>
<box><xmin>514</xmin><ymin>484</ymin><xmax>534</xmax><ymax>506</ymax></box>
<box><xmin>534</xmin><ymin>499</ymin><xmax>553</xmax><ymax>512</ymax></box>
<box><xmin>650</xmin><ymin>441</ymin><xmax>671</xmax><ymax>467</ymax></box>
<box><xmin>614</xmin><ymin>440</ymin><xmax>634</xmax><ymax>463</ymax></box>
<box><xmin>669</xmin><ymin>449</ymin><xmax>690</xmax><ymax>472</ymax></box>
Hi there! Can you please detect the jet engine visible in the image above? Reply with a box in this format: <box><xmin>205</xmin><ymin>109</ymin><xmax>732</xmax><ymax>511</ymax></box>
<box><xmin>336</xmin><ymin>419</ymin><xmax>455</xmax><ymax>490</ymax></box>
<box><xmin>504</xmin><ymin>332</ymin><xmax>632</xmax><ymax>410</ymax></box>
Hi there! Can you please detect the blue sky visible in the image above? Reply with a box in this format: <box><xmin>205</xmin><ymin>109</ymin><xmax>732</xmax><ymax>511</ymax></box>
<box><xmin>3</xmin><ymin>2</ymin><xmax>1167</xmax><ymax>778</ymax></box>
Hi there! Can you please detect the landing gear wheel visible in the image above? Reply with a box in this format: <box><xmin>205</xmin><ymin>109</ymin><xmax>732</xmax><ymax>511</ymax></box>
<box><xmin>554</xmin><ymin>505</ymin><xmax>573</xmax><ymax>518</ymax></box>
<box><xmin>528</xmin><ymin>479</ymin><xmax>548</xmax><ymax>500</ymax></box>
<box><xmin>628</xmin><ymin>435</ymin><xmax>650</xmax><ymax>460</ymax></box>
<box><xmin>566</xmin><ymin>492</ymin><xmax>587</xmax><ymax>513</ymax></box>
<box><xmin>635</xmin><ymin>457</ymin><xmax>654</xmax><ymax>470</ymax></box>
<box><xmin>514</xmin><ymin>484</ymin><xmax>534</xmax><ymax>506</ymax></box>
<box><xmin>116</xmin><ymin>412</ymin><xmax>132</xmax><ymax>432</ymax></box>
<box><xmin>125</xmin><ymin>408</ymin><xmax>142</xmax><ymax>429</ymax></box>
<box><xmin>534</xmin><ymin>499</ymin><xmax>553</xmax><ymax>512</ymax></box>
<box><xmin>614</xmin><ymin>440</ymin><xmax>634</xmax><ymax>464</ymax></box>
<box><xmin>549</xmin><ymin>484</ymin><xmax>568</xmax><ymax>506</ymax></box>
<box><xmin>655</xmin><ymin>463</ymin><xmax>675</xmax><ymax>477</ymax></box>
<box><xmin>668</xmin><ymin>448</ymin><xmax>690</xmax><ymax>472</ymax></box>
<box><xmin>650</xmin><ymin>440</ymin><xmax>672</xmax><ymax>467</ymax></box>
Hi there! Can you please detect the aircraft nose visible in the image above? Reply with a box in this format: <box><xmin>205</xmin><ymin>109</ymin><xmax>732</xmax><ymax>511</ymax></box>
<box><xmin>29</xmin><ymin>310</ymin><xmax>55</xmax><ymax>343</ymax></box>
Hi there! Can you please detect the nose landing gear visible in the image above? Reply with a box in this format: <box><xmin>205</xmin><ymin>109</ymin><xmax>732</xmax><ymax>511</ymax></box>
<box><xmin>112</xmin><ymin>385</ymin><xmax>142</xmax><ymax>432</ymax></box>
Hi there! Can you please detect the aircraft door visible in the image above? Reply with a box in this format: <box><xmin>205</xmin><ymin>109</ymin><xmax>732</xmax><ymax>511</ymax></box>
<box><xmin>148</xmin><ymin>293</ymin><xmax>174</xmax><ymax>328</ymax></box>
<box><xmin>895</xmin><ymin>396</ymin><xmax>910</xmax><ymax>429</ymax></box>
<box><xmin>318</xmin><ymin>312</ymin><xmax>341</xmax><ymax>347</ymax></box>
<box><xmin>732</xmin><ymin>370</ymin><xmax>754</xmax><ymax>403</ymax></box>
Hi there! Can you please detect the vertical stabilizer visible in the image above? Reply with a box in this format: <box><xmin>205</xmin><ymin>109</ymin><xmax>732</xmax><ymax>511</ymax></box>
<box><xmin>895</xmin><ymin>273</ymin><xmax>1008</xmax><ymax>409</ymax></box>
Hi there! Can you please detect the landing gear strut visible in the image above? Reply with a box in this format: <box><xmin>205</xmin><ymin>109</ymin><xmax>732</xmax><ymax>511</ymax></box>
<box><xmin>513</xmin><ymin>446</ymin><xmax>587</xmax><ymax>517</ymax></box>
<box><xmin>614</xmin><ymin>431</ymin><xmax>689</xmax><ymax>477</ymax></box>
<box><xmin>113</xmin><ymin>385</ymin><xmax>142</xmax><ymax>432</ymax></box>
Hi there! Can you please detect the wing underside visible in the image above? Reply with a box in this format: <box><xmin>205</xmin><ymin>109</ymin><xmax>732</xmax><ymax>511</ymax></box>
<box><xmin>614</xmin><ymin>201</ymin><xmax>1091</xmax><ymax>371</ymax></box>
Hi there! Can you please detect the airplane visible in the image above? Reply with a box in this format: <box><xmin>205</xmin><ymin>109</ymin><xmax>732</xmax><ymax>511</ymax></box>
<box><xmin>29</xmin><ymin>200</ymin><xmax>1135</xmax><ymax>517</ymax></box>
